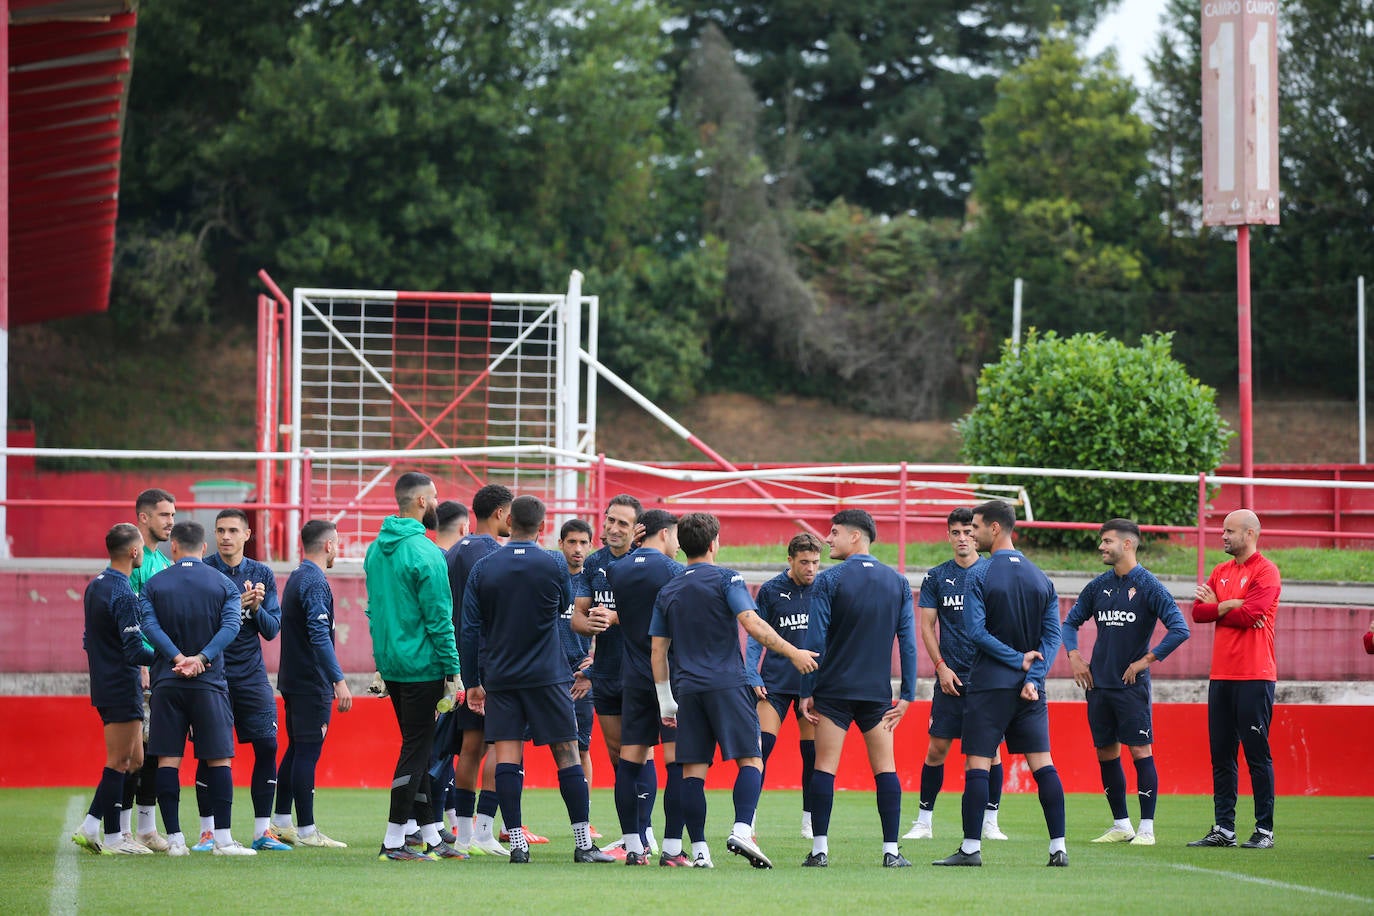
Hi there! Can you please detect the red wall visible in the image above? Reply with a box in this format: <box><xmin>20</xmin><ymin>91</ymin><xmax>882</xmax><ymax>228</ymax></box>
<box><xmin>3</xmin><ymin>696</ymin><xmax>1368</xmax><ymax>796</ymax></box>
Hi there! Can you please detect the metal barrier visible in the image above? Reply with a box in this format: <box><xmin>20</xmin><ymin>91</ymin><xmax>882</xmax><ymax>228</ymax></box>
<box><xmin>6</xmin><ymin>445</ymin><xmax>1374</xmax><ymax>565</ymax></box>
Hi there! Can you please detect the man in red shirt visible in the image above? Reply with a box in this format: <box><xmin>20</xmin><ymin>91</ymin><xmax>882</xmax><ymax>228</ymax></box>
<box><xmin>1187</xmin><ymin>510</ymin><xmax>1281</xmax><ymax>851</ymax></box>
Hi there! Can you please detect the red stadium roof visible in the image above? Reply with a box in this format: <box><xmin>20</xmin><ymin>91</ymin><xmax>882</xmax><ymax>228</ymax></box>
<box><xmin>6</xmin><ymin>0</ymin><xmax>134</xmax><ymax>325</ymax></box>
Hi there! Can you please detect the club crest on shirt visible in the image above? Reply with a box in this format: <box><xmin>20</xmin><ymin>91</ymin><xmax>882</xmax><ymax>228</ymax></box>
<box><xmin>1127</xmin><ymin>587</ymin><xmax>1137</xmax><ymax>601</ymax></box>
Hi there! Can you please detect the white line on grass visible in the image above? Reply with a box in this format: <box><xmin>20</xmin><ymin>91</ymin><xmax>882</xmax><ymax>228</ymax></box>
<box><xmin>51</xmin><ymin>794</ymin><xmax>84</xmax><ymax>916</ymax></box>
<box><xmin>1168</xmin><ymin>863</ymin><xmax>1374</xmax><ymax>905</ymax></box>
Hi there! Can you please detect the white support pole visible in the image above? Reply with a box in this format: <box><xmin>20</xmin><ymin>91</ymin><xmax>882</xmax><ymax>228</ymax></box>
<box><xmin>287</xmin><ymin>289</ymin><xmax>304</xmax><ymax>561</ymax></box>
<box><xmin>1012</xmin><ymin>277</ymin><xmax>1023</xmax><ymax>353</ymax></box>
<box><xmin>554</xmin><ymin>271</ymin><xmax>583</xmax><ymax>529</ymax></box>
<box><xmin>1360</xmin><ymin>275</ymin><xmax>1367</xmax><ymax>464</ymax></box>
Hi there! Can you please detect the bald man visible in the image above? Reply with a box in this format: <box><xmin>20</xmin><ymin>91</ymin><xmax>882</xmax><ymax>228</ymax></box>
<box><xmin>1187</xmin><ymin>510</ymin><xmax>1282</xmax><ymax>851</ymax></box>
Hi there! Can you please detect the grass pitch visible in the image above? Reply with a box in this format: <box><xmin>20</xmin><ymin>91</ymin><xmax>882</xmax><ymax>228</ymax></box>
<box><xmin>7</xmin><ymin>788</ymin><xmax>1373</xmax><ymax>914</ymax></box>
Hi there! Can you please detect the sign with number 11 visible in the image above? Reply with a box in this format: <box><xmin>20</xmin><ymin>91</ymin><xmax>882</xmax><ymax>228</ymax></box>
<box><xmin>1201</xmin><ymin>2</ymin><xmax>1280</xmax><ymax>226</ymax></box>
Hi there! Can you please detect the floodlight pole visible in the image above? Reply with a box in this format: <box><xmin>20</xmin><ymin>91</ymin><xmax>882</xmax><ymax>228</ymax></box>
<box><xmin>0</xmin><ymin>0</ymin><xmax>10</xmax><ymax>559</ymax></box>
<box><xmin>1237</xmin><ymin>225</ymin><xmax>1254</xmax><ymax>508</ymax></box>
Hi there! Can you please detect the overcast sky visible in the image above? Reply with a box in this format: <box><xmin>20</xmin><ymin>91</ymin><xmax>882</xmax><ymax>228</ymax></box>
<box><xmin>1086</xmin><ymin>3</ymin><xmax>1169</xmax><ymax>86</ymax></box>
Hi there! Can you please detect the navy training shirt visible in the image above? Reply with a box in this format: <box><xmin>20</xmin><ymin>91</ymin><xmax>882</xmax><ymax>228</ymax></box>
<box><xmin>461</xmin><ymin>539</ymin><xmax>575</xmax><ymax>691</ymax></box>
<box><xmin>965</xmin><ymin>549</ymin><xmax>1061</xmax><ymax>693</ymax></box>
<box><xmin>605</xmin><ymin>546</ymin><xmax>686</xmax><ymax>687</ymax></box>
<box><xmin>649</xmin><ymin>563</ymin><xmax>755</xmax><ymax>697</ymax></box>
<box><xmin>575</xmin><ymin>544</ymin><xmax>629</xmax><ymax>686</ymax></box>
<box><xmin>1062</xmin><ymin>564</ymin><xmax>1190</xmax><ymax>689</ymax></box>
<box><xmin>447</xmin><ymin>533</ymin><xmax>501</xmax><ymax>644</ymax></box>
<box><xmin>918</xmin><ymin>557</ymin><xmax>986</xmax><ymax>679</ymax></box>
<box><xmin>205</xmin><ymin>553</ymin><xmax>280</xmax><ymax>685</ymax></box>
<box><xmin>801</xmin><ymin>554</ymin><xmax>917</xmax><ymax>703</ymax></box>
<box><xmin>83</xmin><ymin>567</ymin><xmax>155</xmax><ymax>708</ymax></box>
<box><xmin>278</xmin><ymin>558</ymin><xmax>344</xmax><ymax>697</ymax></box>
<box><xmin>139</xmin><ymin>556</ymin><xmax>241</xmax><ymax>692</ymax></box>
<box><xmin>745</xmin><ymin>570</ymin><xmax>812</xmax><ymax>693</ymax></box>
<box><xmin>553</xmin><ymin>552</ymin><xmax>592</xmax><ymax>675</ymax></box>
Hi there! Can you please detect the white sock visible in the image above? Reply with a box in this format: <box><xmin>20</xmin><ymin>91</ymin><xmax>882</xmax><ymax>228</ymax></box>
<box><xmin>421</xmin><ymin>822</ymin><xmax>441</xmax><ymax>846</ymax></box>
<box><xmin>167</xmin><ymin>831</ymin><xmax>185</xmax><ymax>848</ymax></box>
<box><xmin>455</xmin><ymin>816</ymin><xmax>473</xmax><ymax>845</ymax></box>
<box><xmin>272</xmin><ymin>813</ymin><xmax>293</xmax><ymax>829</ymax></box>
<box><xmin>81</xmin><ymin>814</ymin><xmax>101</xmax><ymax>834</ymax></box>
<box><xmin>1049</xmin><ymin>836</ymin><xmax>1067</xmax><ymax>854</ymax></box>
<box><xmin>732</xmin><ymin>821</ymin><xmax>752</xmax><ymax>840</ymax></box>
<box><xmin>919</xmin><ymin>810</ymin><xmax>934</xmax><ymax>827</ymax></box>
<box><xmin>982</xmin><ymin>810</ymin><xmax>997</xmax><ymax>826</ymax></box>
<box><xmin>883</xmin><ymin>841</ymin><xmax>899</xmax><ymax>856</ymax></box>
<box><xmin>691</xmin><ymin>840</ymin><xmax>711</xmax><ymax>860</ymax></box>
<box><xmin>645</xmin><ymin>825</ymin><xmax>657</xmax><ymax>851</ymax></box>
<box><xmin>199</xmin><ymin>815</ymin><xmax>215</xmax><ymax>834</ymax></box>
<box><xmin>812</xmin><ymin>835</ymin><xmax>829</xmax><ymax>856</ymax></box>
<box><xmin>254</xmin><ymin>817</ymin><xmax>269</xmax><ymax>839</ymax></box>
<box><xmin>572</xmin><ymin>821</ymin><xmax>591</xmax><ymax>850</ymax></box>
<box><xmin>119</xmin><ymin>809</ymin><xmax>132</xmax><ymax>835</ymax></box>
<box><xmin>474</xmin><ymin>814</ymin><xmax>495</xmax><ymax>842</ymax></box>
<box><xmin>663</xmin><ymin>837</ymin><xmax>683</xmax><ymax>857</ymax></box>
<box><xmin>624</xmin><ymin>833</ymin><xmax>644</xmax><ymax>855</ymax></box>
<box><xmin>403</xmin><ymin>818</ymin><xmax>418</xmax><ymax>836</ymax></box>
<box><xmin>802</xmin><ymin>811</ymin><xmax>812</xmax><ymax>830</ymax></box>
<box><xmin>1217</xmin><ymin>825</ymin><xmax>1235</xmax><ymax>838</ymax></box>
<box><xmin>213</xmin><ymin>828</ymin><xmax>233</xmax><ymax>847</ymax></box>
<box><xmin>384</xmin><ymin>822</ymin><xmax>405</xmax><ymax>848</ymax></box>
<box><xmin>299</xmin><ymin>824</ymin><xmax>317</xmax><ymax>837</ymax></box>
<box><xmin>105</xmin><ymin>831</ymin><xmax>122</xmax><ymax>847</ymax></box>
<box><xmin>445</xmin><ymin>809</ymin><xmax>458</xmax><ymax>830</ymax></box>
<box><xmin>508</xmin><ymin>826</ymin><xmax>528</xmax><ymax>852</ymax></box>
<box><xmin>960</xmin><ymin>838</ymin><xmax>982</xmax><ymax>855</ymax></box>
<box><xmin>1138</xmin><ymin>818</ymin><xmax>1154</xmax><ymax>835</ymax></box>
<box><xmin>136</xmin><ymin>805</ymin><xmax>156</xmax><ymax>834</ymax></box>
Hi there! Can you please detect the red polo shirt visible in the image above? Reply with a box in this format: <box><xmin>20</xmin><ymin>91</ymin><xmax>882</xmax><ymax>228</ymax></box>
<box><xmin>1191</xmin><ymin>552</ymin><xmax>1281</xmax><ymax>681</ymax></box>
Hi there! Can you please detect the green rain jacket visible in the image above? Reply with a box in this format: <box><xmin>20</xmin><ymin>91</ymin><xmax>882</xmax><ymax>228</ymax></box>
<box><xmin>364</xmin><ymin>515</ymin><xmax>460</xmax><ymax>682</ymax></box>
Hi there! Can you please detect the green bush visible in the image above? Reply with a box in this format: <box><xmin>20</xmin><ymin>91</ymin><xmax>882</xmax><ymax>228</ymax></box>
<box><xmin>956</xmin><ymin>330</ymin><xmax>1231</xmax><ymax>547</ymax></box>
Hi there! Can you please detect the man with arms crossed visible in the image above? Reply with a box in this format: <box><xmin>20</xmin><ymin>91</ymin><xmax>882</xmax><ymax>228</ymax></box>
<box><xmin>72</xmin><ymin>523</ymin><xmax>156</xmax><ymax>855</ymax></box>
<box><xmin>1063</xmin><ymin>518</ymin><xmax>1190</xmax><ymax>846</ymax></box>
<box><xmin>140</xmin><ymin>521</ymin><xmax>253</xmax><ymax>855</ymax></box>
<box><xmin>746</xmin><ymin>532</ymin><xmax>823</xmax><ymax>840</ymax></box>
<box><xmin>1188</xmin><ymin>509</ymin><xmax>1282</xmax><ymax>850</ymax></box>
<box><xmin>557</xmin><ymin>519</ymin><xmax>597</xmax><ymax>785</ymax></box>
<box><xmin>801</xmin><ymin>509</ymin><xmax>918</xmax><ymax>869</ymax></box>
<box><xmin>907</xmin><ymin>507</ymin><xmax>1008</xmax><ymax>842</ymax></box>
<box><xmin>461</xmin><ymin>495</ymin><xmax>615</xmax><ymax>864</ymax></box>
<box><xmin>652</xmin><ymin>512</ymin><xmax>817</xmax><ymax>869</ymax></box>
<box><xmin>197</xmin><ymin>508</ymin><xmax>288</xmax><ymax>852</ymax></box>
<box><xmin>366</xmin><ymin>471</ymin><xmax>462</xmax><ymax>861</ymax></box>
<box><xmin>273</xmin><ymin>519</ymin><xmax>352</xmax><ymax>848</ymax></box>
<box><xmin>934</xmin><ymin>500</ymin><xmax>1066</xmax><ymax>868</ymax></box>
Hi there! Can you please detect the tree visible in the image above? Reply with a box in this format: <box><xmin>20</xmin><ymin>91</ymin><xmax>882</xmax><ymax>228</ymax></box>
<box><xmin>792</xmin><ymin>201</ymin><xmax>970</xmax><ymax>418</ymax></box>
<box><xmin>666</xmin><ymin>0</ymin><xmax>1114</xmax><ymax>217</ymax></box>
<box><xmin>963</xmin><ymin>29</ymin><xmax>1153</xmax><ymax>357</ymax></box>
<box><xmin>957</xmin><ymin>331</ymin><xmax>1231</xmax><ymax>547</ymax></box>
